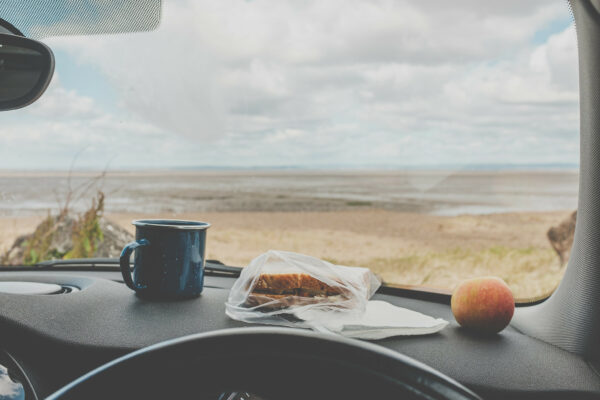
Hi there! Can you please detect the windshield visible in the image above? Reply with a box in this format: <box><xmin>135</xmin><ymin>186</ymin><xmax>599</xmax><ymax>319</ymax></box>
<box><xmin>0</xmin><ymin>0</ymin><xmax>579</xmax><ymax>301</ymax></box>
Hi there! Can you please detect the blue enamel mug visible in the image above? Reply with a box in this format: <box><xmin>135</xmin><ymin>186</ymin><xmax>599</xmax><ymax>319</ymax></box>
<box><xmin>120</xmin><ymin>220</ymin><xmax>210</xmax><ymax>299</ymax></box>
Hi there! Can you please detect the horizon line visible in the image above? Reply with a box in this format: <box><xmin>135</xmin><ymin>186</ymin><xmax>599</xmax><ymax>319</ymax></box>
<box><xmin>0</xmin><ymin>162</ymin><xmax>580</xmax><ymax>173</ymax></box>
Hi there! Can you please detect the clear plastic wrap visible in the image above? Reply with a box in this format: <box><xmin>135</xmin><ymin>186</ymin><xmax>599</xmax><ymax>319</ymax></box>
<box><xmin>225</xmin><ymin>250</ymin><xmax>381</xmax><ymax>330</ymax></box>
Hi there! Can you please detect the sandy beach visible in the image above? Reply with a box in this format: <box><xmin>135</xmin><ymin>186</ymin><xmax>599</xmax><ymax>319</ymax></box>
<box><xmin>0</xmin><ymin>209</ymin><xmax>570</xmax><ymax>300</ymax></box>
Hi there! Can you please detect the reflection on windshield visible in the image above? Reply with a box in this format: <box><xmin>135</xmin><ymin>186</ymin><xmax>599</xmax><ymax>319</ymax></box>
<box><xmin>0</xmin><ymin>364</ymin><xmax>25</xmax><ymax>400</ymax></box>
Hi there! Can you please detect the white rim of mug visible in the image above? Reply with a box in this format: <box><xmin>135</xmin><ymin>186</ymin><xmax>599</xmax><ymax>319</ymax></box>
<box><xmin>132</xmin><ymin>219</ymin><xmax>211</xmax><ymax>230</ymax></box>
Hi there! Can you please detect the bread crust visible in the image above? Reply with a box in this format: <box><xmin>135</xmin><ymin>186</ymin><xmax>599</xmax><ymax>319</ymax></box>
<box><xmin>245</xmin><ymin>268</ymin><xmax>372</xmax><ymax>311</ymax></box>
<box><xmin>253</xmin><ymin>273</ymin><xmax>344</xmax><ymax>295</ymax></box>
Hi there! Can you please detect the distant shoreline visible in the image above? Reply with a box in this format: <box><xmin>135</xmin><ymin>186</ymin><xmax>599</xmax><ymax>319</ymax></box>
<box><xmin>0</xmin><ymin>169</ymin><xmax>579</xmax><ymax>217</ymax></box>
<box><xmin>0</xmin><ymin>164</ymin><xmax>580</xmax><ymax>176</ymax></box>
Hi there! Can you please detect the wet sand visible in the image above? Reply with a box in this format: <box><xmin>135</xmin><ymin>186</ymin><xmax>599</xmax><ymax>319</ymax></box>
<box><xmin>0</xmin><ymin>169</ymin><xmax>578</xmax><ymax>216</ymax></box>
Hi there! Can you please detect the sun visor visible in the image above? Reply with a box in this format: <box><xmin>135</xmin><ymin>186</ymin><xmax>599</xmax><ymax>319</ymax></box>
<box><xmin>0</xmin><ymin>0</ymin><xmax>161</xmax><ymax>39</ymax></box>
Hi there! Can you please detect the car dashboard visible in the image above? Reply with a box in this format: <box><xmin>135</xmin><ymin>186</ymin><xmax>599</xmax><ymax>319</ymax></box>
<box><xmin>0</xmin><ymin>269</ymin><xmax>597</xmax><ymax>400</ymax></box>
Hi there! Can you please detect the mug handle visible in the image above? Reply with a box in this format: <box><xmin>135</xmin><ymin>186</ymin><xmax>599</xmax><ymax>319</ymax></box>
<box><xmin>120</xmin><ymin>239</ymin><xmax>150</xmax><ymax>292</ymax></box>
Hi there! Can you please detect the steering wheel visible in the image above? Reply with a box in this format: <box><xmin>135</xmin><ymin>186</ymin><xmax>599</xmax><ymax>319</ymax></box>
<box><xmin>47</xmin><ymin>328</ymin><xmax>480</xmax><ymax>400</ymax></box>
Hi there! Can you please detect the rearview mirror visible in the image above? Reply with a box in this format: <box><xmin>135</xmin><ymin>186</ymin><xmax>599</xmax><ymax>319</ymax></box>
<box><xmin>0</xmin><ymin>33</ymin><xmax>54</xmax><ymax>111</ymax></box>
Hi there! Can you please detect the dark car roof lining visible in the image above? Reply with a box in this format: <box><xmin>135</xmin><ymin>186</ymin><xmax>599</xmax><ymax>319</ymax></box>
<box><xmin>0</xmin><ymin>271</ymin><xmax>596</xmax><ymax>400</ymax></box>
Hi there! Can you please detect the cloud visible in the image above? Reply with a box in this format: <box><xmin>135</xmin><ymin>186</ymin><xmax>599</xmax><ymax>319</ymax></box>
<box><xmin>27</xmin><ymin>75</ymin><xmax>99</xmax><ymax>119</ymax></box>
<box><xmin>0</xmin><ymin>76</ymin><xmax>169</xmax><ymax>169</ymax></box>
<box><xmin>2</xmin><ymin>0</ymin><xmax>580</xmax><ymax>168</ymax></box>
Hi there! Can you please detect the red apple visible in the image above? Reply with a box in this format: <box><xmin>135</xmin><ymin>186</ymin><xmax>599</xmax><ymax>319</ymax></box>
<box><xmin>451</xmin><ymin>276</ymin><xmax>515</xmax><ymax>334</ymax></box>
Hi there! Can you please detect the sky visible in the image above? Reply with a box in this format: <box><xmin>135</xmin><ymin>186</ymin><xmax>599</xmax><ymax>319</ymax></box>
<box><xmin>0</xmin><ymin>0</ymin><xmax>580</xmax><ymax>170</ymax></box>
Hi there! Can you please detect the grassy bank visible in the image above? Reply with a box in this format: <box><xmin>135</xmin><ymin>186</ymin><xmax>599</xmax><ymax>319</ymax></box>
<box><xmin>0</xmin><ymin>209</ymin><xmax>568</xmax><ymax>300</ymax></box>
<box><xmin>109</xmin><ymin>210</ymin><xmax>567</xmax><ymax>300</ymax></box>
<box><xmin>326</xmin><ymin>246</ymin><xmax>559</xmax><ymax>300</ymax></box>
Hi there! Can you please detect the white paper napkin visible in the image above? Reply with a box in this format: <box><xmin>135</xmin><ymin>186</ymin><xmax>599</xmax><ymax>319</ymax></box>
<box><xmin>339</xmin><ymin>300</ymin><xmax>448</xmax><ymax>339</ymax></box>
<box><xmin>298</xmin><ymin>300</ymin><xmax>448</xmax><ymax>340</ymax></box>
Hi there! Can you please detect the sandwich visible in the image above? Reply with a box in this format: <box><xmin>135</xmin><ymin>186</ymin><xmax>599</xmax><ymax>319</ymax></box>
<box><xmin>245</xmin><ymin>270</ymin><xmax>370</xmax><ymax>310</ymax></box>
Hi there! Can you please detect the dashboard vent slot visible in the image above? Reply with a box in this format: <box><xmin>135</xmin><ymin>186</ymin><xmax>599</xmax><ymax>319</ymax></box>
<box><xmin>55</xmin><ymin>285</ymin><xmax>80</xmax><ymax>294</ymax></box>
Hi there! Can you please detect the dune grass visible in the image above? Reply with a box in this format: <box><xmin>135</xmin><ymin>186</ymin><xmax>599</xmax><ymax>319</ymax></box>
<box><xmin>326</xmin><ymin>246</ymin><xmax>561</xmax><ymax>300</ymax></box>
<box><xmin>199</xmin><ymin>219</ymin><xmax>564</xmax><ymax>301</ymax></box>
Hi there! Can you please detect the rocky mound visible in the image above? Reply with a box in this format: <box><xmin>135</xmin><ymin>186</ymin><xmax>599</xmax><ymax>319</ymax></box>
<box><xmin>2</xmin><ymin>216</ymin><xmax>133</xmax><ymax>266</ymax></box>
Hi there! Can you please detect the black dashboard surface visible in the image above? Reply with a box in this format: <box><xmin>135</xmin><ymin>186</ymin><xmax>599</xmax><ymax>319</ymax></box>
<box><xmin>0</xmin><ymin>271</ymin><xmax>598</xmax><ymax>399</ymax></box>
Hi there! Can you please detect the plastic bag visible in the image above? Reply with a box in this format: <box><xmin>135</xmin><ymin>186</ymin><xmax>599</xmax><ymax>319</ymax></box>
<box><xmin>225</xmin><ymin>250</ymin><xmax>381</xmax><ymax>330</ymax></box>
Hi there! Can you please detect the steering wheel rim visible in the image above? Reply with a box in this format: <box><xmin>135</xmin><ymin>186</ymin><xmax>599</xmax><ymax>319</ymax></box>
<box><xmin>48</xmin><ymin>327</ymin><xmax>480</xmax><ymax>400</ymax></box>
